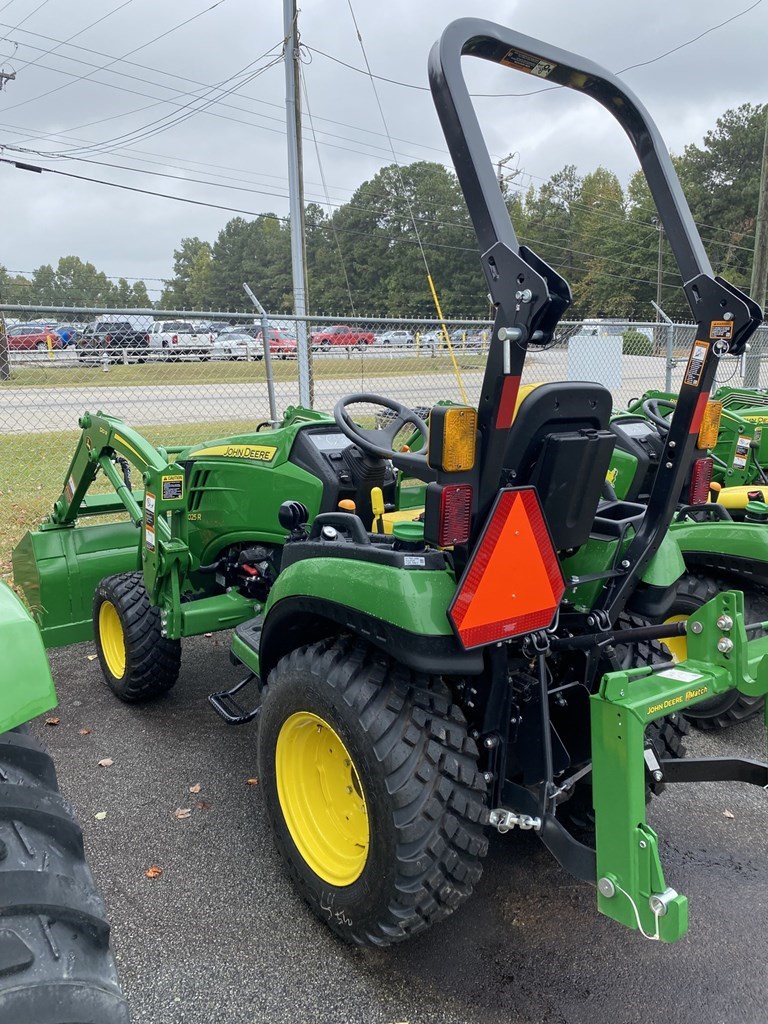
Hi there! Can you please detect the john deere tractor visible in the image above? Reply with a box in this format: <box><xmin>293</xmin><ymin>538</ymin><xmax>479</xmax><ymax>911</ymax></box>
<box><xmin>12</xmin><ymin>20</ymin><xmax>768</xmax><ymax>947</ymax></box>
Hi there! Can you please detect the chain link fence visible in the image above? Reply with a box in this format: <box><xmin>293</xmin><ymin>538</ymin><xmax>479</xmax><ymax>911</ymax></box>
<box><xmin>1</xmin><ymin>303</ymin><xmax>765</xmax><ymax>569</ymax></box>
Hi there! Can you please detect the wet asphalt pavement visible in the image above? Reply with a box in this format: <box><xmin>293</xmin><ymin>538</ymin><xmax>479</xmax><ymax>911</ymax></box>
<box><xmin>33</xmin><ymin>635</ymin><xmax>768</xmax><ymax>1024</ymax></box>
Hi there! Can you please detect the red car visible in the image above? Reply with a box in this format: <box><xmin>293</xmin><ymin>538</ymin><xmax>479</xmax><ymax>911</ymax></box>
<box><xmin>258</xmin><ymin>329</ymin><xmax>297</xmax><ymax>359</ymax></box>
<box><xmin>310</xmin><ymin>324</ymin><xmax>375</xmax><ymax>349</ymax></box>
<box><xmin>6</xmin><ymin>323</ymin><xmax>62</xmax><ymax>351</ymax></box>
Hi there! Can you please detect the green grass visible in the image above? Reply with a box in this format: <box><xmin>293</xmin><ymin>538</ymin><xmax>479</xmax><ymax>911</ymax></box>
<box><xmin>0</xmin><ymin>418</ymin><xmax>257</xmax><ymax>580</ymax></box>
<box><xmin>0</xmin><ymin>354</ymin><xmax>484</xmax><ymax>389</ymax></box>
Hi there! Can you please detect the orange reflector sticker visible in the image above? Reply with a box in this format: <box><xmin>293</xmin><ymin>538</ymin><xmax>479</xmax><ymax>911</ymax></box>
<box><xmin>449</xmin><ymin>488</ymin><xmax>565</xmax><ymax>649</ymax></box>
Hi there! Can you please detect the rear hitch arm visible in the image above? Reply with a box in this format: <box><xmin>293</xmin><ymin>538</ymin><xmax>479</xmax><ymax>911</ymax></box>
<box><xmin>591</xmin><ymin>591</ymin><xmax>768</xmax><ymax>941</ymax></box>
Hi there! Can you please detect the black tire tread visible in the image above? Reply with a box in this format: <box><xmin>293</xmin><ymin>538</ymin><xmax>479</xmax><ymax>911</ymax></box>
<box><xmin>94</xmin><ymin>571</ymin><xmax>181</xmax><ymax>702</ymax></box>
<box><xmin>260</xmin><ymin>636</ymin><xmax>488</xmax><ymax>946</ymax></box>
<box><xmin>0</xmin><ymin>729</ymin><xmax>129</xmax><ymax>1023</ymax></box>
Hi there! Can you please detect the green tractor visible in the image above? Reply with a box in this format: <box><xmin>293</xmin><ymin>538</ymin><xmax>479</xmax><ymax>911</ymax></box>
<box><xmin>607</xmin><ymin>396</ymin><xmax>768</xmax><ymax>729</ymax></box>
<box><xmin>12</xmin><ymin>20</ymin><xmax>768</xmax><ymax>947</ymax></box>
<box><xmin>0</xmin><ymin>583</ymin><xmax>128</xmax><ymax>1021</ymax></box>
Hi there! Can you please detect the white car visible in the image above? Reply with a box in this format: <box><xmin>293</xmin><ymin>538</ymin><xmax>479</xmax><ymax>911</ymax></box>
<box><xmin>211</xmin><ymin>332</ymin><xmax>264</xmax><ymax>361</ymax></box>
<box><xmin>377</xmin><ymin>329</ymin><xmax>415</xmax><ymax>347</ymax></box>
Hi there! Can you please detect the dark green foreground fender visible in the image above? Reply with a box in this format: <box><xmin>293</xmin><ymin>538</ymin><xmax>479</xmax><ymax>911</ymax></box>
<box><xmin>0</xmin><ymin>582</ymin><xmax>57</xmax><ymax>731</ymax></box>
<box><xmin>0</xmin><ymin>583</ymin><xmax>129</xmax><ymax>1021</ymax></box>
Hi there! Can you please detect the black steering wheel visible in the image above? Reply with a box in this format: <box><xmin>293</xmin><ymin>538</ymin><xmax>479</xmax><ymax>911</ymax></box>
<box><xmin>641</xmin><ymin>397</ymin><xmax>676</xmax><ymax>435</ymax></box>
<box><xmin>334</xmin><ymin>393</ymin><xmax>437</xmax><ymax>480</ymax></box>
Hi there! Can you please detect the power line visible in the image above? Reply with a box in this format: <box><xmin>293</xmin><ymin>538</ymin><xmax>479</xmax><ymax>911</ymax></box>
<box><xmin>10</xmin><ymin>0</ymin><xmax>134</xmax><ymax>76</ymax></box>
<box><xmin>0</xmin><ymin>0</ymin><xmax>230</xmax><ymax>114</ymax></box>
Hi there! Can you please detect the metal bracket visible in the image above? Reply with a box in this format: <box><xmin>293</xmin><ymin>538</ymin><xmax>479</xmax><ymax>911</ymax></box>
<box><xmin>489</xmin><ymin>808</ymin><xmax>542</xmax><ymax>833</ymax></box>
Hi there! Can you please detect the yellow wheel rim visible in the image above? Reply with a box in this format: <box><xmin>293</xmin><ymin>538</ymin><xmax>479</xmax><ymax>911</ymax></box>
<box><xmin>275</xmin><ymin>712</ymin><xmax>369</xmax><ymax>887</ymax></box>
<box><xmin>661</xmin><ymin>614</ymin><xmax>688</xmax><ymax>663</ymax></box>
<box><xmin>99</xmin><ymin>601</ymin><xmax>126</xmax><ymax>679</ymax></box>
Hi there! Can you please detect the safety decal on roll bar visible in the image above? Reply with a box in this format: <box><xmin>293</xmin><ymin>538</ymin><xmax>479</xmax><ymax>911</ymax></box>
<box><xmin>500</xmin><ymin>49</ymin><xmax>556</xmax><ymax>78</ymax></box>
<box><xmin>683</xmin><ymin>339</ymin><xmax>709</xmax><ymax>387</ymax></box>
<box><xmin>710</xmin><ymin>320</ymin><xmax>734</xmax><ymax>341</ymax></box>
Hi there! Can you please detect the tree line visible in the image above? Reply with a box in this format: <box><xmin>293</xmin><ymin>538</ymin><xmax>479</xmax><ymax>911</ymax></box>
<box><xmin>1</xmin><ymin>102</ymin><xmax>764</xmax><ymax>321</ymax></box>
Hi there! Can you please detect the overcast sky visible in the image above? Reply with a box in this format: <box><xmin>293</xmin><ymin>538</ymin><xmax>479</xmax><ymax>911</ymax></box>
<box><xmin>0</xmin><ymin>0</ymin><xmax>766</xmax><ymax>305</ymax></box>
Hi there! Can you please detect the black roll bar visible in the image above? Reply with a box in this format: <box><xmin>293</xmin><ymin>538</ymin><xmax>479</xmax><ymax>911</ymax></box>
<box><xmin>428</xmin><ymin>20</ymin><xmax>762</xmax><ymax>620</ymax></box>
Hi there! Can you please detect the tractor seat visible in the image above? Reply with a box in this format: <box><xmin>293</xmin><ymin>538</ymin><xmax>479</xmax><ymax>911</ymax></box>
<box><xmin>504</xmin><ymin>381</ymin><xmax>616</xmax><ymax>551</ymax></box>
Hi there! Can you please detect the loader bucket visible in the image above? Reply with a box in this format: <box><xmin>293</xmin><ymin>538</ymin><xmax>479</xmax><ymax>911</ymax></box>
<box><xmin>12</xmin><ymin>521</ymin><xmax>141</xmax><ymax>648</ymax></box>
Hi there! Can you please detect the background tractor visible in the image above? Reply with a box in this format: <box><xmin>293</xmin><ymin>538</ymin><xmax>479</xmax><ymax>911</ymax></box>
<box><xmin>10</xmin><ymin>19</ymin><xmax>768</xmax><ymax>949</ymax></box>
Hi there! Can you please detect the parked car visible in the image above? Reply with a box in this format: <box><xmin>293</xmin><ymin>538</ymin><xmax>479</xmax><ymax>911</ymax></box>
<box><xmin>148</xmin><ymin>321</ymin><xmax>214</xmax><ymax>359</ymax></box>
<box><xmin>311</xmin><ymin>324</ymin><xmax>375</xmax><ymax>349</ymax></box>
<box><xmin>6</xmin><ymin>323</ymin><xmax>61</xmax><ymax>351</ymax></box>
<box><xmin>258</xmin><ymin>328</ymin><xmax>297</xmax><ymax>359</ymax></box>
<box><xmin>376</xmin><ymin>329</ymin><xmax>415</xmax><ymax>347</ymax></box>
<box><xmin>76</xmin><ymin>320</ymin><xmax>150</xmax><ymax>363</ymax></box>
<box><xmin>211</xmin><ymin>332</ymin><xmax>264</xmax><ymax>361</ymax></box>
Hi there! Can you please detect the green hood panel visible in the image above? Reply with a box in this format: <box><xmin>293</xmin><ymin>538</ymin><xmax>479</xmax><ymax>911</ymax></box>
<box><xmin>670</xmin><ymin>519</ymin><xmax>768</xmax><ymax>561</ymax></box>
<box><xmin>0</xmin><ymin>582</ymin><xmax>57</xmax><ymax>732</ymax></box>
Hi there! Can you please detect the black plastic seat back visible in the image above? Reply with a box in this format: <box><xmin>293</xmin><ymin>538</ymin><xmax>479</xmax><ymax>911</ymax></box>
<box><xmin>504</xmin><ymin>382</ymin><xmax>616</xmax><ymax>550</ymax></box>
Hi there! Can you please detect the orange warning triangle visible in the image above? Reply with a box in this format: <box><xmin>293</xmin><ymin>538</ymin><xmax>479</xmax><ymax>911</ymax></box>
<box><xmin>450</xmin><ymin>489</ymin><xmax>564</xmax><ymax>649</ymax></box>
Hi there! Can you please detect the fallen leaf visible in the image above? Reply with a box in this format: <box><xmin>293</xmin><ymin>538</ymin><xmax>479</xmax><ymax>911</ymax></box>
<box><xmin>195</xmin><ymin>799</ymin><xmax>212</xmax><ymax>811</ymax></box>
<box><xmin>724</xmin><ymin>808</ymin><xmax>735</xmax><ymax>819</ymax></box>
<box><xmin>174</xmin><ymin>807</ymin><xmax>192</xmax><ymax>820</ymax></box>
<box><xmin>144</xmin><ymin>866</ymin><xmax>163</xmax><ymax>879</ymax></box>
<box><xmin>246</xmin><ymin>777</ymin><xmax>259</xmax><ymax>786</ymax></box>
<box><xmin>87</xmin><ymin>654</ymin><xmax>98</xmax><ymax>661</ymax></box>
<box><xmin>95</xmin><ymin>811</ymin><xmax>107</xmax><ymax>821</ymax></box>
<box><xmin>189</xmin><ymin>783</ymin><xmax>202</xmax><ymax>794</ymax></box>
<box><xmin>98</xmin><ymin>758</ymin><xmax>114</xmax><ymax>768</ymax></box>
<box><xmin>45</xmin><ymin>717</ymin><xmax>61</xmax><ymax>726</ymax></box>
<box><xmin>79</xmin><ymin>728</ymin><xmax>92</xmax><ymax>736</ymax></box>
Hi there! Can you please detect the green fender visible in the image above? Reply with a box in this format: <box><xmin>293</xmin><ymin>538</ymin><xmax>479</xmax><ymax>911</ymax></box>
<box><xmin>246</xmin><ymin>556</ymin><xmax>468</xmax><ymax>679</ymax></box>
<box><xmin>0</xmin><ymin>583</ymin><xmax>57</xmax><ymax>732</ymax></box>
<box><xmin>265</xmin><ymin>556</ymin><xmax>456</xmax><ymax>633</ymax></box>
<box><xmin>640</xmin><ymin>531</ymin><xmax>686</xmax><ymax>587</ymax></box>
<box><xmin>669</xmin><ymin>518</ymin><xmax>768</xmax><ymax>581</ymax></box>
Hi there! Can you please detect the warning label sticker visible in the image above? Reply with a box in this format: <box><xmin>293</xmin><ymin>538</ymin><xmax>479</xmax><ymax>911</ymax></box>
<box><xmin>145</xmin><ymin>491</ymin><xmax>156</xmax><ymax>551</ymax></box>
<box><xmin>655</xmin><ymin>667</ymin><xmax>704</xmax><ymax>684</ymax></box>
<box><xmin>500</xmin><ymin>48</ymin><xmax>557</xmax><ymax>78</ymax></box>
<box><xmin>710</xmin><ymin>320</ymin><xmax>734</xmax><ymax>341</ymax></box>
<box><xmin>65</xmin><ymin>474</ymin><xmax>76</xmax><ymax>501</ymax></box>
<box><xmin>161</xmin><ymin>475</ymin><xmax>184</xmax><ymax>501</ymax></box>
<box><xmin>734</xmin><ymin>434</ymin><xmax>751</xmax><ymax>469</ymax></box>
<box><xmin>683</xmin><ymin>339</ymin><xmax>709</xmax><ymax>387</ymax></box>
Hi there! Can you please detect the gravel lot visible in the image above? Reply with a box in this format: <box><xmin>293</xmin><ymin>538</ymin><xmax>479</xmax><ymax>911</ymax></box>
<box><xmin>34</xmin><ymin>634</ymin><xmax>768</xmax><ymax>1024</ymax></box>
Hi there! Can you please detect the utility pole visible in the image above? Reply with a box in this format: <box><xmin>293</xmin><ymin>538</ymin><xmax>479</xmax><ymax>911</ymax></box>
<box><xmin>744</xmin><ymin>106</ymin><xmax>768</xmax><ymax>387</ymax></box>
<box><xmin>0</xmin><ymin>70</ymin><xmax>15</xmax><ymax>90</ymax></box>
<box><xmin>651</xmin><ymin>216</ymin><xmax>665</xmax><ymax>354</ymax></box>
<box><xmin>284</xmin><ymin>0</ymin><xmax>312</xmax><ymax>407</ymax></box>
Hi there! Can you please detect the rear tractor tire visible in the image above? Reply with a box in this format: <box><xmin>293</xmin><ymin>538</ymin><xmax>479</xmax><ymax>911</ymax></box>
<box><xmin>660</xmin><ymin>574</ymin><xmax>766</xmax><ymax>730</ymax></box>
<box><xmin>93</xmin><ymin>572</ymin><xmax>181</xmax><ymax>703</ymax></box>
<box><xmin>0</xmin><ymin>728</ymin><xmax>129</xmax><ymax>1023</ymax></box>
<box><xmin>257</xmin><ymin>637</ymin><xmax>488</xmax><ymax>946</ymax></box>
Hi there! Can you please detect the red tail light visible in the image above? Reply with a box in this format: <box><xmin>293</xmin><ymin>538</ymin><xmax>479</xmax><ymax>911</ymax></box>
<box><xmin>438</xmin><ymin>484</ymin><xmax>473</xmax><ymax>546</ymax></box>
<box><xmin>689</xmin><ymin>456</ymin><xmax>713</xmax><ymax>504</ymax></box>
<box><xmin>172</xmin><ymin>334</ymin><xmax>179</xmax><ymax>345</ymax></box>
<box><xmin>105</xmin><ymin>333</ymin><xmax>112</xmax><ymax>344</ymax></box>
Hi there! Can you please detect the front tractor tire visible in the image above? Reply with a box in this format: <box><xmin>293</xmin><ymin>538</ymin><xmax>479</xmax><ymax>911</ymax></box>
<box><xmin>93</xmin><ymin>572</ymin><xmax>181</xmax><ymax>702</ymax></box>
<box><xmin>661</xmin><ymin>575</ymin><xmax>766</xmax><ymax>730</ymax></box>
<box><xmin>257</xmin><ymin>638</ymin><xmax>488</xmax><ymax>946</ymax></box>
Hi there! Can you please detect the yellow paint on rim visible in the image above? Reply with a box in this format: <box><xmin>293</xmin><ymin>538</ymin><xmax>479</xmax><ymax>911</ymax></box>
<box><xmin>276</xmin><ymin>712</ymin><xmax>369</xmax><ymax>887</ymax></box>
<box><xmin>661</xmin><ymin>613</ymin><xmax>688</xmax><ymax>663</ymax></box>
<box><xmin>99</xmin><ymin>601</ymin><xmax>126</xmax><ymax>679</ymax></box>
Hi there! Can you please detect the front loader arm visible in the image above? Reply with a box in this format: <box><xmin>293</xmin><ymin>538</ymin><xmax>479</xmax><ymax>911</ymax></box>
<box><xmin>43</xmin><ymin>412</ymin><xmax>191</xmax><ymax>637</ymax></box>
<box><xmin>47</xmin><ymin>411</ymin><xmax>170</xmax><ymax>527</ymax></box>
